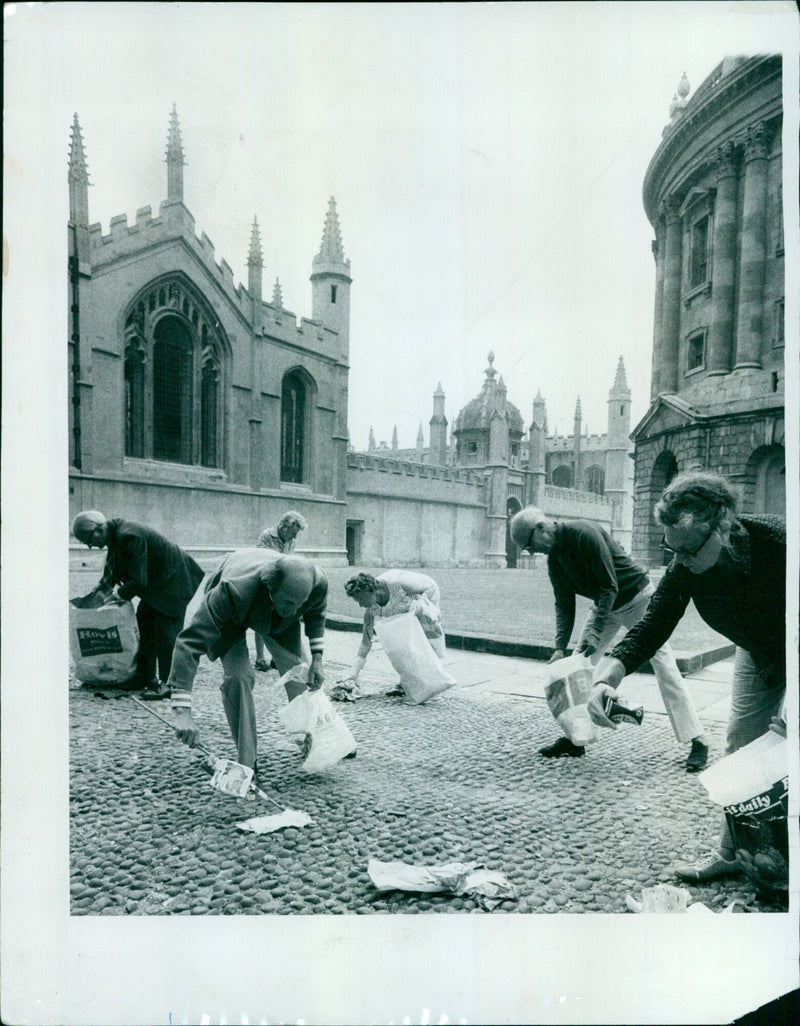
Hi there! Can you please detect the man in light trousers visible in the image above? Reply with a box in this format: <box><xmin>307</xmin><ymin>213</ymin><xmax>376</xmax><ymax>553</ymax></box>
<box><xmin>509</xmin><ymin>507</ymin><xmax>708</xmax><ymax>771</ymax></box>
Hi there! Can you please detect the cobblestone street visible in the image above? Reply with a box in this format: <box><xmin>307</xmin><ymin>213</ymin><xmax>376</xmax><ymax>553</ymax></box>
<box><xmin>69</xmin><ymin>627</ymin><xmax>783</xmax><ymax>917</ymax></box>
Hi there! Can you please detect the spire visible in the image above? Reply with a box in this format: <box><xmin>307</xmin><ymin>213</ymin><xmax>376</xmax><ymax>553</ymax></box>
<box><xmin>609</xmin><ymin>355</ymin><xmax>631</xmax><ymax>398</ymax></box>
<box><xmin>434</xmin><ymin>381</ymin><xmax>445</xmax><ymax>397</ymax></box>
<box><xmin>68</xmin><ymin>113</ymin><xmax>90</xmax><ymax>226</ymax></box>
<box><xmin>391</xmin><ymin>425</ymin><xmax>398</xmax><ymax>451</ymax></box>
<box><xmin>368</xmin><ymin>426</ymin><xmax>376</xmax><ymax>452</ymax></box>
<box><xmin>316</xmin><ymin>197</ymin><xmax>345</xmax><ymax>263</ymax></box>
<box><xmin>272</xmin><ymin>278</ymin><xmax>283</xmax><ymax>310</ymax></box>
<box><xmin>165</xmin><ymin>104</ymin><xmax>185</xmax><ymax>203</ymax></box>
<box><xmin>248</xmin><ymin>216</ymin><xmax>263</xmax><ymax>300</ymax></box>
<box><xmin>574</xmin><ymin>396</ymin><xmax>582</xmax><ymax>422</ymax></box>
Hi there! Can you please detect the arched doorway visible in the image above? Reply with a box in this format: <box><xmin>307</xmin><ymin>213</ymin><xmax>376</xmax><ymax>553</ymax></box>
<box><xmin>650</xmin><ymin>450</ymin><xmax>678</xmax><ymax>566</ymax></box>
<box><xmin>505</xmin><ymin>496</ymin><xmax>522</xmax><ymax>568</ymax></box>
<box><xmin>745</xmin><ymin>445</ymin><xmax>785</xmax><ymax>517</ymax></box>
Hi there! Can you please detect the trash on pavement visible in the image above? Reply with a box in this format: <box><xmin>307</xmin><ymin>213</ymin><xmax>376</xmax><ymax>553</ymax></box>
<box><xmin>625</xmin><ymin>884</ymin><xmax>692</xmax><ymax>913</ymax></box>
<box><xmin>279</xmin><ymin>686</ymin><xmax>357</xmax><ymax>772</ymax></box>
<box><xmin>543</xmin><ymin>653</ymin><xmax>600</xmax><ymax>746</ymax></box>
<box><xmin>235</xmin><ymin>809</ymin><xmax>314</xmax><ymax>834</ymax></box>
<box><xmin>330</xmin><ymin>680</ymin><xmax>360</xmax><ymax>702</ymax></box>
<box><xmin>373</xmin><ymin>613</ymin><xmax>457</xmax><ymax>704</ymax></box>
<box><xmin>69</xmin><ymin>598</ymin><xmax>140</xmax><ymax>685</ymax></box>
<box><xmin>368</xmin><ymin>858</ymin><xmax>516</xmax><ymax>908</ymax></box>
<box><xmin>698</xmin><ymin>730</ymin><xmax>788</xmax><ymax>898</ymax></box>
<box><xmin>209</xmin><ymin>757</ymin><xmax>253</xmax><ymax>798</ymax></box>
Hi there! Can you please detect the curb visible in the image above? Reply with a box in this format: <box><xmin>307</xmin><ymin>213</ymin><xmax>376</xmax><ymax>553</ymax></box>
<box><xmin>323</xmin><ymin>614</ymin><xmax>735</xmax><ymax>675</ymax></box>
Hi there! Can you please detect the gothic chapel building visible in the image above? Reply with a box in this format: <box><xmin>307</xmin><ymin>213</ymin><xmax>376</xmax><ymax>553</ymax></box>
<box><xmin>68</xmin><ymin>107</ymin><xmax>351</xmax><ymax>562</ymax></box>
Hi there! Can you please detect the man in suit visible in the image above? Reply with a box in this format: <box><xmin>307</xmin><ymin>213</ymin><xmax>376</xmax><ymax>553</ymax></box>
<box><xmin>72</xmin><ymin>511</ymin><xmax>205</xmax><ymax>700</ymax></box>
<box><xmin>166</xmin><ymin>549</ymin><xmax>327</xmax><ymax>769</ymax></box>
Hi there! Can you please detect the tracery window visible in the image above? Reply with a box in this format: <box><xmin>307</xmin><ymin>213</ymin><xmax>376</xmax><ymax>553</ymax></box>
<box><xmin>123</xmin><ymin>275</ymin><xmax>227</xmax><ymax>468</ymax></box>
<box><xmin>281</xmin><ymin>369</ymin><xmax>313</xmax><ymax>484</ymax></box>
<box><xmin>585</xmin><ymin>465</ymin><xmax>605</xmax><ymax>495</ymax></box>
<box><xmin>551</xmin><ymin>465</ymin><xmax>573</xmax><ymax>488</ymax></box>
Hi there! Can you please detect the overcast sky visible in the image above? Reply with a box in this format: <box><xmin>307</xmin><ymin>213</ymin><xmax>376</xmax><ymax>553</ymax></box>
<box><xmin>7</xmin><ymin>1</ymin><xmax>796</xmax><ymax>452</ymax></box>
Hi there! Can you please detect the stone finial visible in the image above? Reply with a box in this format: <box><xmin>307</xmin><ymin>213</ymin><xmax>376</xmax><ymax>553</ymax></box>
<box><xmin>677</xmin><ymin>72</ymin><xmax>690</xmax><ymax>99</ymax></box>
<box><xmin>368</xmin><ymin>426</ymin><xmax>376</xmax><ymax>452</ymax></box>
<box><xmin>416</xmin><ymin>423</ymin><xmax>425</xmax><ymax>446</ymax></box>
<box><xmin>248</xmin><ymin>217</ymin><xmax>263</xmax><ymax>268</ymax></box>
<box><xmin>317</xmin><ymin>196</ymin><xmax>346</xmax><ymax>262</ymax></box>
<box><xmin>391</xmin><ymin>425</ymin><xmax>398</xmax><ymax>451</ymax></box>
<box><xmin>69</xmin><ymin>113</ymin><xmax>90</xmax><ymax>230</ymax></box>
<box><xmin>434</xmin><ymin>381</ymin><xmax>445</xmax><ymax>397</ymax></box>
<box><xmin>272</xmin><ymin>278</ymin><xmax>283</xmax><ymax>309</ymax></box>
<box><xmin>483</xmin><ymin>351</ymin><xmax>498</xmax><ymax>387</ymax></box>
<box><xmin>574</xmin><ymin>396</ymin><xmax>582</xmax><ymax>421</ymax></box>
<box><xmin>165</xmin><ymin>104</ymin><xmax>185</xmax><ymax>203</ymax></box>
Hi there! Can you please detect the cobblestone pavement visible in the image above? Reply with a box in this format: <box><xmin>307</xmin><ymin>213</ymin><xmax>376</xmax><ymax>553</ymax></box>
<box><xmin>69</xmin><ymin>640</ymin><xmax>784</xmax><ymax>917</ymax></box>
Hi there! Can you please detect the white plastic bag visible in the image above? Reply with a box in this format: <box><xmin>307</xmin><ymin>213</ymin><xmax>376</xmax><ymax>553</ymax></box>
<box><xmin>543</xmin><ymin>652</ymin><xmax>599</xmax><ymax>746</ymax></box>
<box><xmin>374</xmin><ymin>612</ymin><xmax>456</xmax><ymax>704</ymax></box>
<box><xmin>69</xmin><ymin>599</ymin><xmax>139</xmax><ymax>684</ymax></box>
<box><xmin>279</xmin><ymin>688</ymin><xmax>357</xmax><ymax>773</ymax></box>
<box><xmin>699</xmin><ymin>731</ymin><xmax>788</xmax><ymax>896</ymax></box>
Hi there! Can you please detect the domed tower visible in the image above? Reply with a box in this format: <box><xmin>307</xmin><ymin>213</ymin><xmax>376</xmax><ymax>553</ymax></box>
<box><xmin>311</xmin><ymin>197</ymin><xmax>352</xmax><ymax>361</ymax></box>
<box><xmin>452</xmin><ymin>352</ymin><xmax>524</xmax><ymax>468</ymax></box>
<box><xmin>453</xmin><ymin>352</ymin><xmax>525</xmax><ymax>567</ymax></box>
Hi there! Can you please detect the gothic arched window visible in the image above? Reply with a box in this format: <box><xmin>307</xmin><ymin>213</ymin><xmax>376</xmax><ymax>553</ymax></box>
<box><xmin>281</xmin><ymin>371</ymin><xmax>307</xmax><ymax>483</ymax></box>
<box><xmin>551</xmin><ymin>465</ymin><xmax>573</xmax><ymax>488</ymax></box>
<box><xmin>122</xmin><ymin>275</ymin><xmax>228</xmax><ymax>469</ymax></box>
<box><xmin>585</xmin><ymin>465</ymin><xmax>605</xmax><ymax>495</ymax></box>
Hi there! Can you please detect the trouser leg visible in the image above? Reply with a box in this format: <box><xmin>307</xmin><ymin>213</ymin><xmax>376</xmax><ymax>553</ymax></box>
<box><xmin>135</xmin><ymin>602</ymin><xmax>158</xmax><ymax>686</ymax></box>
<box><xmin>718</xmin><ymin>648</ymin><xmax>785</xmax><ymax>858</ymax></box>
<box><xmin>219</xmin><ymin>637</ymin><xmax>258</xmax><ymax>768</ymax></box>
<box><xmin>254</xmin><ymin>631</ymin><xmax>266</xmax><ymax>662</ymax></box>
<box><xmin>153</xmin><ymin>610</ymin><xmax>183</xmax><ymax>683</ymax></box>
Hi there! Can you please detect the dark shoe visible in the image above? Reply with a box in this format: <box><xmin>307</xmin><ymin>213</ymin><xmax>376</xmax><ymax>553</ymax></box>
<box><xmin>386</xmin><ymin>686</ymin><xmax>405</xmax><ymax>698</ymax></box>
<box><xmin>254</xmin><ymin>660</ymin><xmax>270</xmax><ymax>672</ymax></box>
<box><xmin>675</xmin><ymin>856</ymin><xmax>741</xmax><ymax>883</ymax></box>
<box><xmin>140</xmin><ymin>683</ymin><xmax>171</xmax><ymax>701</ymax></box>
<box><xmin>344</xmin><ymin>749</ymin><xmax>357</xmax><ymax>759</ymax></box>
<box><xmin>686</xmin><ymin>739</ymin><xmax>709</xmax><ymax>773</ymax></box>
<box><xmin>539</xmin><ymin>737</ymin><xmax>585</xmax><ymax>758</ymax></box>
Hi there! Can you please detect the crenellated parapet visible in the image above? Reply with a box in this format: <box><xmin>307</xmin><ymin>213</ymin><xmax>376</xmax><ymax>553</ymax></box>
<box><xmin>347</xmin><ymin>451</ymin><xmax>484</xmax><ymax>486</ymax></box>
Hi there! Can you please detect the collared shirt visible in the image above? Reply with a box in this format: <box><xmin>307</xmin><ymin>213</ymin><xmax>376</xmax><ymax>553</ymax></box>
<box><xmin>612</xmin><ymin>514</ymin><xmax>786</xmax><ymax>687</ymax></box>
<box><xmin>257</xmin><ymin>526</ymin><xmax>295</xmax><ymax>553</ymax></box>
<box><xmin>547</xmin><ymin>521</ymin><xmax>649</xmax><ymax>651</ymax></box>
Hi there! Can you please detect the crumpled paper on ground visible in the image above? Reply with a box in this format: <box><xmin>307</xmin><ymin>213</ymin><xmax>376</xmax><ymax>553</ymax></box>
<box><xmin>624</xmin><ymin>885</ymin><xmax>750</xmax><ymax>914</ymax></box>
<box><xmin>235</xmin><ymin>809</ymin><xmax>313</xmax><ymax>834</ymax></box>
<box><xmin>368</xmin><ymin>858</ymin><xmax>516</xmax><ymax>909</ymax></box>
<box><xmin>209</xmin><ymin>757</ymin><xmax>254</xmax><ymax>798</ymax></box>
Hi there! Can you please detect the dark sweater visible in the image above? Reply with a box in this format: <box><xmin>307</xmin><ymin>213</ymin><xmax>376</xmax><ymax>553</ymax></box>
<box><xmin>97</xmin><ymin>519</ymin><xmax>204</xmax><ymax>618</ymax></box>
<box><xmin>548</xmin><ymin>521</ymin><xmax>649</xmax><ymax>651</ymax></box>
<box><xmin>612</xmin><ymin>514</ymin><xmax>786</xmax><ymax>687</ymax></box>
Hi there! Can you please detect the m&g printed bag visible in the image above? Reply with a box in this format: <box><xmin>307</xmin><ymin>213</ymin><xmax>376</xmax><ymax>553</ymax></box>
<box><xmin>69</xmin><ymin>599</ymin><xmax>140</xmax><ymax>685</ymax></box>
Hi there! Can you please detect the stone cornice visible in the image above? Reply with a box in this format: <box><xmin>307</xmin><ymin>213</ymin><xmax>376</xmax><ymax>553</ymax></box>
<box><xmin>643</xmin><ymin>55</ymin><xmax>782</xmax><ymax>223</ymax></box>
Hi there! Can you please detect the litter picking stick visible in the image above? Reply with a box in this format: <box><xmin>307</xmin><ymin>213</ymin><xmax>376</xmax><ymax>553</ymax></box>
<box><xmin>129</xmin><ymin>695</ymin><xmax>285</xmax><ymax>812</ymax></box>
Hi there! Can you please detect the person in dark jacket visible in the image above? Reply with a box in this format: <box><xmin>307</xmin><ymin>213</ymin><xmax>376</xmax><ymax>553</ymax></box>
<box><xmin>588</xmin><ymin>472</ymin><xmax>787</xmax><ymax>883</ymax></box>
<box><xmin>72</xmin><ymin>511</ymin><xmax>204</xmax><ymax>700</ymax></box>
<box><xmin>509</xmin><ymin>507</ymin><xmax>707</xmax><ymax>769</ymax></box>
<box><xmin>167</xmin><ymin>549</ymin><xmax>327</xmax><ymax>769</ymax></box>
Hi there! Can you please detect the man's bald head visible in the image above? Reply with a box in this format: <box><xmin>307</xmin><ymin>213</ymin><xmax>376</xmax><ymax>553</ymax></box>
<box><xmin>269</xmin><ymin>554</ymin><xmax>316</xmax><ymax>618</ymax></box>
<box><xmin>509</xmin><ymin>506</ymin><xmax>556</xmax><ymax>554</ymax></box>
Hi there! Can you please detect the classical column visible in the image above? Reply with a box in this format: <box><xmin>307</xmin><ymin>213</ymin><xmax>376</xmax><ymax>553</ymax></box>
<box><xmin>707</xmin><ymin>142</ymin><xmax>739</xmax><ymax>375</ymax></box>
<box><xmin>649</xmin><ymin>225</ymin><xmax>665</xmax><ymax>400</ymax></box>
<box><xmin>656</xmin><ymin>197</ymin><xmax>682</xmax><ymax>394</ymax></box>
<box><xmin>734</xmin><ymin>124</ymin><xmax>769</xmax><ymax>369</ymax></box>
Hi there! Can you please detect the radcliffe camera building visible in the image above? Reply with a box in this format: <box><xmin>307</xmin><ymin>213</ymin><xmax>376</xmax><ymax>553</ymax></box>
<box><xmin>633</xmin><ymin>55</ymin><xmax>785</xmax><ymax>566</ymax></box>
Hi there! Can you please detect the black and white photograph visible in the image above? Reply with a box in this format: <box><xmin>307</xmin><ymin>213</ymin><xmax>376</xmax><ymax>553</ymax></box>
<box><xmin>3</xmin><ymin>2</ymin><xmax>799</xmax><ymax>1023</ymax></box>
